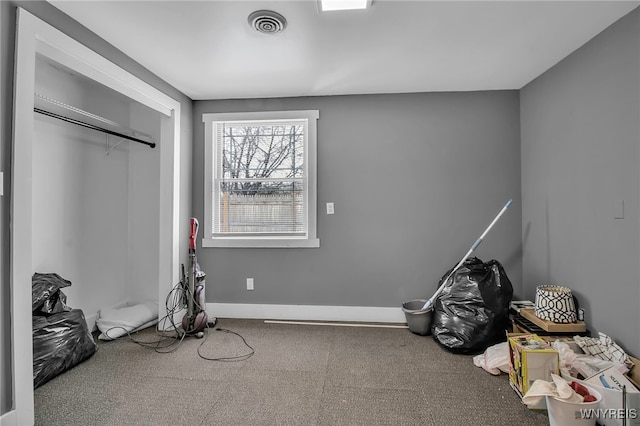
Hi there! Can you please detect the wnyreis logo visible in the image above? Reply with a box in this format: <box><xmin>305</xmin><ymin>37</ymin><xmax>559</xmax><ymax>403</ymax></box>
<box><xmin>576</xmin><ymin>408</ymin><xmax>638</xmax><ymax>420</ymax></box>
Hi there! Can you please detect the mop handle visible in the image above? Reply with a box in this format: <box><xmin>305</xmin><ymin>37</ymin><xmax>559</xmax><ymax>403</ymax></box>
<box><xmin>471</xmin><ymin>198</ymin><xmax>512</xmax><ymax>250</ymax></box>
<box><xmin>421</xmin><ymin>199</ymin><xmax>513</xmax><ymax>311</ymax></box>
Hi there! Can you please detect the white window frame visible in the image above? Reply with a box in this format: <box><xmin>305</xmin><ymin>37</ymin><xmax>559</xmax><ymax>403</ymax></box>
<box><xmin>202</xmin><ymin>110</ymin><xmax>320</xmax><ymax>248</ymax></box>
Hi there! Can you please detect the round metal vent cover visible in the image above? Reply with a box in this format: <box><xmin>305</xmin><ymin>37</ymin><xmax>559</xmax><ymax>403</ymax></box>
<box><xmin>248</xmin><ymin>10</ymin><xmax>287</xmax><ymax>34</ymax></box>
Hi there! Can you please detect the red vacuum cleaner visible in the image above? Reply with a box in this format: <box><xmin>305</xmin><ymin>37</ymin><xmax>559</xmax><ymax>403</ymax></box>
<box><xmin>181</xmin><ymin>218</ymin><xmax>208</xmax><ymax>337</ymax></box>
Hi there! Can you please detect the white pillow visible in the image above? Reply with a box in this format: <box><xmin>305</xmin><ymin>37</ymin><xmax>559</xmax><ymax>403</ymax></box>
<box><xmin>96</xmin><ymin>301</ymin><xmax>158</xmax><ymax>340</ymax></box>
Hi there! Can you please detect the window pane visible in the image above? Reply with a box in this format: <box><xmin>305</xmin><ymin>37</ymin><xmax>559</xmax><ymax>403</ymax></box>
<box><xmin>216</xmin><ymin>181</ymin><xmax>304</xmax><ymax>234</ymax></box>
<box><xmin>204</xmin><ymin>110</ymin><xmax>318</xmax><ymax>246</ymax></box>
<box><xmin>221</xmin><ymin>124</ymin><xmax>304</xmax><ymax>180</ymax></box>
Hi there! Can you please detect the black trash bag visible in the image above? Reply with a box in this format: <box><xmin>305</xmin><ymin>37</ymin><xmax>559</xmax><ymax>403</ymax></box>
<box><xmin>32</xmin><ymin>309</ymin><xmax>97</xmax><ymax>388</ymax></box>
<box><xmin>32</xmin><ymin>272</ymin><xmax>72</xmax><ymax>314</ymax></box>
<box><xmin>431</xmin><ymin>257</ymin><xmax>513</xmax><ymax>355</ymax></box>
<box><xmin>38</xmin><ymin>288</ymin><xmax>71</xmax><ymax>316</ymax></box>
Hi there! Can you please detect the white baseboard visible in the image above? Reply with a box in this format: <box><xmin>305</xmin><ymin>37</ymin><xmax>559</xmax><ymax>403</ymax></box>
<box><xmin>0</xmin><ymin>409</ymin><xmax>17</xmax><ymax>426</ymax></box>
<box><xmin>206</xmin><ymin>303</ymin><xmax>406</xmax><ymax>323</ymax></box>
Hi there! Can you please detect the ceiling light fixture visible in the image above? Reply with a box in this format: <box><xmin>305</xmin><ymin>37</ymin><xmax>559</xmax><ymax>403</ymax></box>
<box><xmin>318</xmin><ymin>0</ymin><xmax>372</xmax><ymax>12</ymax></box>
<box><xmin>248</xmin><ymin>10</ymin><xmax>287</xmax><ymax>34</ymax></box>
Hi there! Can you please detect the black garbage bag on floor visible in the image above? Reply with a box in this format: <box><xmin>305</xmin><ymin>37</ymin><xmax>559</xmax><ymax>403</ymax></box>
<box><xmin>431</xmin><ymin>257</ymin><xmax>513</xmax><ymax>355</ymax></box>
<box><xmin>32</xmin><ymin>272</ymin><xmax>72</xmax><ymax>315</ymax></box>
<box><xmin>32</xmin><ymin>273</ymin><xmax>96</xmax><ymax>388</ymax></box>
<box><xmin>32</xmin><ymin>309</ymin><xmax>97</xmax><ymax>388</ymax></box>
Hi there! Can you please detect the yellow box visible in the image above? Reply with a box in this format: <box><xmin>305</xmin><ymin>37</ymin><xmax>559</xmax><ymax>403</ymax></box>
<box><xmin>508</xmin><ymin>333</ymin><xmax>559</xmax><ymax>409</ymax></box>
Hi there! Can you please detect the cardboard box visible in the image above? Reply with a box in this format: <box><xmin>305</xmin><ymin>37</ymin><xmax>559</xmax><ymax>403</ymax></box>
<box><xmin>508</xmin><ymin>333</ymin><xmax>559</xmax><ymax>409</ymax></box>
<box><xmin>581</xmin><ymin>366</ymin><xmax>640</xmax><ymax>426</ymax></box>
<box><xmin>520</xmin><ymin>308</ymin><xmax>586</xmax><ymax>332</ymax></box>
<box><xmin>630</xmin><ymin>356</ymin><xmax>640</xmax><ymax>389</ymax></box>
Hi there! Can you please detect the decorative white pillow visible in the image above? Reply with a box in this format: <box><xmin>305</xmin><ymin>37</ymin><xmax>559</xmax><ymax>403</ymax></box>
<box><xmin>96</xmin><ymin>301</ymin><xmax>158</xmax><ymax>340</ymax></box>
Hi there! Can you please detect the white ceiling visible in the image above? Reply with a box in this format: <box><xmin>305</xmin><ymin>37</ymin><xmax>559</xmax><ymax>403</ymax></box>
<box><xmin>49</xmin><ymin>0</ymin><xmax>640</xmax><ymax>100</ymax></box>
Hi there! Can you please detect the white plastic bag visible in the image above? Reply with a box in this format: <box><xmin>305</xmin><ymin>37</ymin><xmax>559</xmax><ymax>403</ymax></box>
<box><xmin>473</xmin><ymin>341</ymin><xmax>510</xmax><ymax>375</ymax></box>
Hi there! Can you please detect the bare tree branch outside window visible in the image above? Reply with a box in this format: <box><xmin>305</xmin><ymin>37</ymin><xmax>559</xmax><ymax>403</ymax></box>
<box><xmin>217</xmin><ymin>122</ymin><xmax>305</xmax><ymax>233</ymax></box>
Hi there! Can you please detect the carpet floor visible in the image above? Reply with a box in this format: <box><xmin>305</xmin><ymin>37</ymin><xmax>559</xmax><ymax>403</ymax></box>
<box><xmin>34</xmin><ymin>318</ymin><xmax>549</xmax><ymax>425</ymax></box>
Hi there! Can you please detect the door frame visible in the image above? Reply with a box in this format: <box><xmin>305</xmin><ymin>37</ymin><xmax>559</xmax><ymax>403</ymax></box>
<box><xmin>9</xmin><ymin>9</ymin><xmax>181</xmax><ymax>425</ymax></box>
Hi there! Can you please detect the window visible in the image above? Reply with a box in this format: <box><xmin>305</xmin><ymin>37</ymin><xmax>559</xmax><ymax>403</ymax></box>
<box><xmin>202</xmin><ymin>110</ymin><xmax>319</xmax><ymax>248</ymax></box>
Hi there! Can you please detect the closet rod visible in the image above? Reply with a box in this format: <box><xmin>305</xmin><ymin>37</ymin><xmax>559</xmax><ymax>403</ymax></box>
<box><xmin>34</xmin><ymin>108</ymin><xmax>156</xmax><ymax>148</ymax></box>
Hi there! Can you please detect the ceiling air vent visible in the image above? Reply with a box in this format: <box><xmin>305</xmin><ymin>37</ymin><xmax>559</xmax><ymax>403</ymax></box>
<box><xmin>248</xmin><ymin>10</ymin><xmax>287</xmax><ymax>34</ymax></box>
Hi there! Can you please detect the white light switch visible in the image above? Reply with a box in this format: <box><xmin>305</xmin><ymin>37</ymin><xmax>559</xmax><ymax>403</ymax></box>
<box><xmin>614</xmin><ymin>200</ymin><xmax>624</xmax><ymax>219</ymax></box>
<box><xmin>326</xmin><ymin>202</ymin><xmax>334</xmax><ymax>215</ymax></box>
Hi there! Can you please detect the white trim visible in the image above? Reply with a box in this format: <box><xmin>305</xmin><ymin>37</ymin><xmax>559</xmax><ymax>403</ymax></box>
<box><xmin>34</xmin><ymin>32</ymin><xmax>172</xmax><ymax>116</ymax></box>
<box><xmin>11</xmin><ymin>9</ymin><xmax>182</xmax><ymax>424</ymax></box>
<box><xmin>0</xmin><ymin>410</ymin><xmax>17</xmax><ymax>426</ymax></box>
<box><xmin>11</xmin><ymin>10</ymin><xmax>38</xmax><ymax>424</ymax></box>
<box><xmin>206</xmin><ymin>303</ymin><xmax>407</xmax><ymax>323</ymax></box>
<box><xmin>202</xmin><ymin>110</ymin><xmax>319</xmax><ymax>248</ymax></box>
<box><xmin>202</xmin><ymin>237</ymin><xmax>320</xmax><ymax>248</ymax></box>
<box><xmin>202</xmin><ymin>110</ymin><xmax>319</xmax><ymax>122</ymax></box>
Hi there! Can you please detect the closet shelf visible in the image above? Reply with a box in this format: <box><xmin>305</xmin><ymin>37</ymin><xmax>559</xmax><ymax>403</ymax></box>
<box><xmin>33</xmin><ymin>93</ymin><xmax>156</xmax><ymax>149</ymax></box>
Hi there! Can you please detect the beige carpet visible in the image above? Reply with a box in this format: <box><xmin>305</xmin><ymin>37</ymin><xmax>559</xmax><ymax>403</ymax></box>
<box><xmin>34</xmin><ymin>319</ymin><xmax>549</xmax><ymax>425</ymax></box>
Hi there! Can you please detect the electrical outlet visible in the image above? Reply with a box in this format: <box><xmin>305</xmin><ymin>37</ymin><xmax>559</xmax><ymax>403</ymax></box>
<box><xmin>246</xmin><ymin>278</ymin><xmax>254</xmax><ymax>290</ymax></box>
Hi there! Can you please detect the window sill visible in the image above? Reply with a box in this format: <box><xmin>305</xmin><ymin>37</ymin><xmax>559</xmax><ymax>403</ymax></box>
<box><xmin>201</xmin><ymin>238</ymin><xmax>320</xmax><ymax>248</ymax></box>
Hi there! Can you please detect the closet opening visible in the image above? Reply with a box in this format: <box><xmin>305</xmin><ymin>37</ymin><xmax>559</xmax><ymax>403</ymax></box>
<box><xmin>11</xmin><ymin>9</ymin><xmax>182</xmax><ymax>425</ymax></box>
<box><xmin>32</xmin><ymin>53</ymin><xmax>164</xmax><ymax>331</ymax></box>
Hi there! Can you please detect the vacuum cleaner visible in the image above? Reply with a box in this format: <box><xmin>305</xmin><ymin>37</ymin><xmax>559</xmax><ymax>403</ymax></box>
<box><xmin>181</xmin><ymin>218</ymin><xmax>210</xmax><ymax>337</ymax></box>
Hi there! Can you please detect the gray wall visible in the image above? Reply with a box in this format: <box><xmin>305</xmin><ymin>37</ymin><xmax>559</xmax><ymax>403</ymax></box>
<box><xmin>193</xmin><ymin>92</ymin><xmax>522</xmax><ymax>308</ymax></box>
<box><xmin>0</xmin><ymin>1</ymin><xmax>193</xmax><ymax>416</ymax></box>
<box><xmin>521</xmin><ymin>9</ymin><xmax>640</xmax><ymax>356</ymax></box>
<box><xmin>5</xmin><ymin>1</ymin><xmax>638</xmax><ymax>419</ymax></box>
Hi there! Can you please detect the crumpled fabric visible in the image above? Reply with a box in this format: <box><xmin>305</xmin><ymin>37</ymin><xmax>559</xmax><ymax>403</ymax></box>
<box><xmin>522</xmin><ymin>374</ymin><xmax>584</xmax><ymax>407</ymax></box>
<box><xmin>473</xmin><ymin>341</ymin><xmax>510</xmax><ymax>375</ymax></box>
<box><xmin>574</xmin><ymin>332</ymin><xmax>633</xmax><ymax>370</ymax></box>
<box><xmin>552</xmin><ymin>340</ymin><xmax>629</xmax><ymax>379</ymax></box>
